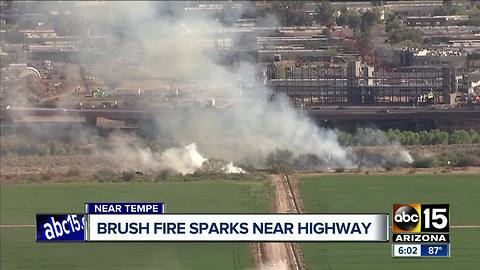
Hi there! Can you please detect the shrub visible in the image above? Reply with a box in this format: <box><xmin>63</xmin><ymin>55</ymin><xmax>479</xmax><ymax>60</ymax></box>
<box><xmin>384</xmin><ymin>165</ymin><xmax>394</xmax><ymax>171</ymax></box>
<box><xmin>48</xmin><ymin>141</ymin><xmax>67</xmax><ymax>155</ymax></box>
<box><xmin>412</xmin><ymin>157</ymin><xmax>434</xmax><ymax>168</ymax></box>
<box><xmin>198</xmin><ymin>159</ymin><xmax>228</xmax><ymax>175</ymax></box>
<box><xmin>93</xmin><ymin>169</ymin><xmax>117</xmax><ymax>182</ymax></box>
<box><xmin>155</xmin><ymin>170</ymin><xmax>176</xmax><ymax>182</ymax></box>
<box><xmin>430</xmin><ymin>130</ymin><xmax>449</xmax><ymax>145</ymax></box>
<box><xmin>294</xmin><ymin>154</ymin><xmax>322</xmax><ymax>170</ymax></box>
<box><xmin>467</xmin><ymin>129</ymin><xmax>480</xmax><ymax>143</ymax></box>
<box><xmin>25</xmin><ymin>175</ymin><xmax>39</xmax><ymax>183</ymax></box>
<box><xmin>449</xmin><ymin>130</ymin><xmax>472</xmax><ymax>144</ymax></box>
<box><xmin>450</xmin><ymin>153</ymin><xmax>474</xmax><ymax>167</ymax></box>
<box><xmin>40</xmin><ymin>173</ymin><xmax>52</xmax><ymax>181</ymax></box>
<box><xmin>66</xmin><ymin>167</ymin><xmax>81</xmax><ymax>177</ymax></box>
<box><xmin>121</xmin><ymin>171</ymin><xmax>136</xmax><ymax>182</ymax></box>
<box><xmin>266</xmin><ymin>149</ymin><xmax>294</xmax><ymax>173</ymax></box>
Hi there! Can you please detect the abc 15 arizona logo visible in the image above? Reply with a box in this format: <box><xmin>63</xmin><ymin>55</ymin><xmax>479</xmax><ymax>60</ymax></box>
<box><xmin>393</xmin><ymin>204</ymin><xmax>449</xmax><ymax>233</ymax></box>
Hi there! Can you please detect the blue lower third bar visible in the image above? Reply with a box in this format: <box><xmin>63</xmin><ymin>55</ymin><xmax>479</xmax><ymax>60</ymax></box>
<box><xmin>421</xmin><ymin>244</ymin><xmax>450</xmax><ymax>257</ymax></box>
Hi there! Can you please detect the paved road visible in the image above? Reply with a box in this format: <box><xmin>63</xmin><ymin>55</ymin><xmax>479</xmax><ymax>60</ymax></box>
<box><xmin>3</xmin><ymin>106</ymin><xmax>480</xmax><ymax>130</ymax></box>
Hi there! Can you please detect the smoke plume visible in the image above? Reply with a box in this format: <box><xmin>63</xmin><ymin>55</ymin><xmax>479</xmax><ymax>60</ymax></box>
<box><xmin>80</xmin><ymin>2</ymin><xmax>352</xmax><ymax>170</ymax></box>
<box><xmin>2</xmin><ymin>2</ymin><xmax>413</xmax><ymax>174</ymax></box>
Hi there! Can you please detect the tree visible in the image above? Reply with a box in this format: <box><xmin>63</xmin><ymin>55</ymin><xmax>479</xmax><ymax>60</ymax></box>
<box><xmin>385</xmin><ymin>13</ymin><xmax>400</xmax><ymax>32</ymax></box>
<box><xmin>385</xmin><ymin>11</ymin><xmax>424</xmax><ymax>46</ymax></box>
<box><xmin>467</xmin><ymin>5</ymin><xmax>480</xmax><ymax>26</ymax></box>
<box><xmin>388</xmin><ymin>26</ymin><xmax>424</xmax><ymax>45</ymax></box>
<box><xmin>361</xmin><ymin>10</ymin><xmax>377</xmax><ymax>31</ymax></box>
<box><xmin>358</xmin><ymin>9</ymin><xmax>380</xmax><ymax>48</ymax></box>
<box><xmin>266</xmin><ymin>149</ymin><xmax>294</xmax><ymax>173</ymax></box>
<box><xmin>449</xmin><ymin>130</ymin><xmax>472</xmax><ymax>144</ymax></box>
<box><xmin>433</xmin><ymin>0</ymin><xmax>465</xmax><ymax>16</ymax></box>
<box><xmin>315</xmin><ymin>1</ymin><xmax>336</xmax><ymax>26</ymax></box>
<box><xmin>335</xmin><ymin>7</ymin><xmax>347</xmax><ymax>26</ymax></box>
<box><xmin>294</xmin><ymin>154</ymin><xmax>322</xmax><ymax>170</ymax></box>
<box><xmin>400</xmin><ymin>40</ymin><xmax>417</xmax><ymax>48</ymax></box>
<box><xmin>345</xmin><ymin>10</ymin><xmax>362</xmax><ymax>30</ymax></box>
<box><xmin>267</xmin><ymin>1</ymin><xmax>312</xmax><ymax>26</ymax></box>
<box><xmin>430</xmin><ymin>130</ymin><xmax>449</xmax><ymax>145</ymax></box>
<box><xmin>467</xmin><ymin>129</ymin><xmax>480</xmax><ymax>143</ymax></box>
<box><xmin>433</xmin><ymin>6</ymin><xmax>449</xmax><ymax>16</ymax></box>
<box><xmin>199</xmin><ymin>159</ymin><xmax>228</xmax><ymax>175</ymax></box>
<box><xmin>324</xmin><ymin>47</ymin><xmax>337</xmax><ymax>56</ymax></box>
<box><xmin>469</xmin><ymin>14</ymin><xmax>480</xmax><ymax>26</ymax></box>
<box><xmin>334</xmin><ymin>129</ymin><xmax>355</xmax><ymax>146</ymax></box>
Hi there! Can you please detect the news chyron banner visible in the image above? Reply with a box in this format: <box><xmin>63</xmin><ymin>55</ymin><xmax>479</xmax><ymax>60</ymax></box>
<box><xmin>36</xmin><ymin>202</ymin><xmax>389</xmax><ymax>242</ymax></box>
<box><xmin>392</xmin><ymin>204</ymin><xmax>450</xmax><ymax>258</ymax></box>
<box><xmin>87</xmin><ymin>214</ymin><xmax>389</xmax><ymax>242</ymax></box>
<box><xmin>35</xmin><ymin>202</ymin><xmax>452</xmax><ymax>258</ymax></box>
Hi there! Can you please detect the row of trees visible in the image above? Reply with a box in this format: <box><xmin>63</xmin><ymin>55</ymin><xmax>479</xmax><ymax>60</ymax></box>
<box><xmin>258</xmin><ymin>1</ymin><xmax>381</xmax><ymax>31</ymax></box>
<box><xmin>385</xmin><ymin>13</ymin><xmax>425</xmax><ymax>46</ymax></box>
<box><xmin>258</xmin><ymin>2</ymin><xmax>313</xmax><ymax>27</ymax></box>
<box><xmin>259</xmin><ymin>1</ymin><xmax>479</xmax><ymax>47</ymax></box>
<box><xmin>335</xmin><ymin>128</ymin><xmax>480</xmax><ymax>146</ymax></box>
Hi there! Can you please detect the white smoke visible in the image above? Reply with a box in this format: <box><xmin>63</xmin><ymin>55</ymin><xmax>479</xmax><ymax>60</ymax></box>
<box><xmin>158</xmin><ymin>143</ymin><xmax>206</xmax><ymax>175</ymax></box>
<box><xmin>67</xmin><ymin>2</ymin><xmax>409</xmax><ymax>171</ymax></box>
<box><xmin>224</xmin><ymin>162</ymin><xmax>247</xmax><ymax>174</ymax></box>
<box><xmin>105</xmin><ymin>135</ymin><xmax>246</xmax><ymax>175</ymax></box>
<box><xmin>69</xmin><ymin>2</ymin><xmax>352</xmax><ymax>169</ymax></box>
<box><xmin>392</xmin><ymin>143</ymin><xmax>414</xmax><ymax>164</ymax></box>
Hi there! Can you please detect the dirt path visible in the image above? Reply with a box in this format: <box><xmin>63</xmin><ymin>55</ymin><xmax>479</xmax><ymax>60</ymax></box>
<box><xmin>262</xmin><ymin>175</ymin><xmax>290</xmax><ymax>269</ymax></box>
<box><xmin>255</xmin><ymin>175</ymin><xmax>304</xmax><ymax>270</ymax></box>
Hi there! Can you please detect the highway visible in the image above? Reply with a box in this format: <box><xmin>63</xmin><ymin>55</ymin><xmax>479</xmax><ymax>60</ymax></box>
<box><xmin>2</xmin><ymin>105</ymin><xmax>480</xmax><ymax>130</ymax></box>
<box><xmin>3</xmin><ymin>105</ymin><xmax>480</xmax><ymax>119</ymax></box>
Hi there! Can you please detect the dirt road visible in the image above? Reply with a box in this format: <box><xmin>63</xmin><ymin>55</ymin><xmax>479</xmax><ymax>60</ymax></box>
<box><xmin>256</xmin><ymin>175</ymin><xmax>304</xmax><ymax>270</ymax></box>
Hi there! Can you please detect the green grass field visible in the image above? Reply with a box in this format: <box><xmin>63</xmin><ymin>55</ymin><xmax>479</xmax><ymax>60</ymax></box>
<box><xmin>300</xmin><ymin>174</ymin><xmax>480</xmax><ymax>270</ymax></box>
<box><xmin>0</xmin><ymin>180</ymin><xmax>270</xmax><ymax>270</ymax></box>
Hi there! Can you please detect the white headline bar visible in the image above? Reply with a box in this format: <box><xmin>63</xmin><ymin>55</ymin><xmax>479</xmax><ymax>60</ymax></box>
<box><xmin>87</xmin><ymin>214</ymin><xmax>389</xmax><ymax>242</ymax></box>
